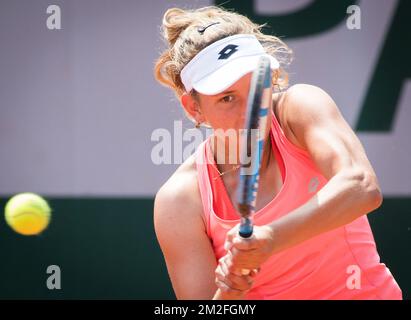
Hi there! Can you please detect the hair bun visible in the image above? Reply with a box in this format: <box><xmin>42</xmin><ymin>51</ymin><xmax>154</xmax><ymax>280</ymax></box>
<box><xmin>162</xmin><ymin>8</ymin><xmax>192</xmax><ymax>46</ymax></box>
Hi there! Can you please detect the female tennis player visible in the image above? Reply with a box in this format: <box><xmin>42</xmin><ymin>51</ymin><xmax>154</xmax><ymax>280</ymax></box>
<box><xmin>153</xmin><ymin>6</ymin><xmax>402</xmax><ymax>300</ymax></box>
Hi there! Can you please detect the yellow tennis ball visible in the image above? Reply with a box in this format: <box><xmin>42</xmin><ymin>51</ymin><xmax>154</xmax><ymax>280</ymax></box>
<box><xmin>4</xmin><ymin>193</ymin><xmax>51</xmax><ymax>236</ymax></box>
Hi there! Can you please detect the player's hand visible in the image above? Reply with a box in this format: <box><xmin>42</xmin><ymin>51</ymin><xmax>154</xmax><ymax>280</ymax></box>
<box><xmin>214</xmin><ymin>254</ymin><xmax>259</xmax><ymax>300</ymax></box>
<box><xmin>224</xmin><ymin>224</ymin><xmax>276</xmax><ymax>271</ymax></box>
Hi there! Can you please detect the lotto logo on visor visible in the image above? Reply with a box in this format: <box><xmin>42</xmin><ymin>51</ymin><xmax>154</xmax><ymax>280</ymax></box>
<box><xmin>181</xmin><ymin>34</ymin><xmax>279</xmax><ymax>95</ymax></box>
<box><xmin>218</xmin><ymin>44</ymin><xmax>239</xmax><ymax>60</ymax></box>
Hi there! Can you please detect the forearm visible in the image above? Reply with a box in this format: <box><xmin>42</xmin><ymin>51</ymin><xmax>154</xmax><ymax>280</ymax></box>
<box><xmin>269</xmin><ymin>168</ymin><xmax>382</xmax><ymax>255</ymax></box>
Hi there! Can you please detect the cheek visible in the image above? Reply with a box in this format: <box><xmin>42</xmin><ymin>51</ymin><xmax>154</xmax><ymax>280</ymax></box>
<box><xmin>221</xmin><ymin>104</ymin><xmax>245</xmax><ymax>128</ymax></box>
<box><xmin>234</xmin><ymin>101</ymin><xmax>248</xmax><ymax>128</ymax></box>
<box><xmin>204</xmin><ymin>104</ymin><xmax>243</xmax><ymax>127</ymax></box>
<box><xmin>200</xmin><ymin>94</ymin><xmax>251</xmax><ymax>128</ymax></box>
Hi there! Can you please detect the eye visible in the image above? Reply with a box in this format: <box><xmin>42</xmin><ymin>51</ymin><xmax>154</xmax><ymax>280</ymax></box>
<box><xmin>220</xmin><ymin>95</ymin><xmax>235</xmax><ymax>103</ymax></box>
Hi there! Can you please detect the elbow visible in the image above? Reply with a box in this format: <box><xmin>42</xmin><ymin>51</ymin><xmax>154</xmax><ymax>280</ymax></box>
<box><xmin>361</xmin><ymin>171</ymin><xmax>383</xmax><ymax>212</ymax></box>
<box><xmin>349</xmin><ymin>168</ymin><xmax>383</xmax><ymax>212</ymax></box>
<box><xmin>365</xmin><ymin>184</ymin><xmax>383</xmax><ymax>212</ymax></box>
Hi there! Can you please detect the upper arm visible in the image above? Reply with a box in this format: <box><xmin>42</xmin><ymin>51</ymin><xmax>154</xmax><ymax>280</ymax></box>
<box><xmin>154</xmin><ymin>172</ymin><xmax>217</xmax><ymax>299</ymax></box>
<box><xmin>283</xmin><ymin>84</ymin><xmax>382</xmax><ymax>197</ymax></box>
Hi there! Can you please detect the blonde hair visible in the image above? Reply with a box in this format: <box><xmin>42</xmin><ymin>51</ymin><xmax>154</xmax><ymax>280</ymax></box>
<box><xmin>154</xmin><ymin>6</ymin><xmax>293</xmax><ymax>98</ymax></box>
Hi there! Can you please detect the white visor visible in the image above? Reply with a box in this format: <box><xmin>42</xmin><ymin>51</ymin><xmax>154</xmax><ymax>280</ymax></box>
<box><xmin>181</xmin><ymin>34</ymin><xmax>279</xmax><ymax>95</ymax></box>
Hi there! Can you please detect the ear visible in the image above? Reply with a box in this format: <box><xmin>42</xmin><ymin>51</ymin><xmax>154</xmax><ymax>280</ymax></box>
<box><xmin>181</xmin><ymin>93</ymin><xmax>202</xmax><ymax>123</ymax></box>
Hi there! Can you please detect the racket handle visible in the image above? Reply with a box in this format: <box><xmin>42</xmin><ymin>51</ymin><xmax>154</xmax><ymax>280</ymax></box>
<box><xmin>239</xmin><ymin>217</ymin><xmax>253</xmax><ymax>238</ymax></box>
<box><xmin>239</xmin><ymin>217</ymin><xmax>253</xmax><ymax>275</ymax></box>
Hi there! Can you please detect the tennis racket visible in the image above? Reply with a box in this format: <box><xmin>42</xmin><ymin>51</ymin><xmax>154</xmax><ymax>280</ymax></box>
<box><xmin>236</xmin><ymin>56</ymin><xmax>272</xmax><ymax>274</ymax></box>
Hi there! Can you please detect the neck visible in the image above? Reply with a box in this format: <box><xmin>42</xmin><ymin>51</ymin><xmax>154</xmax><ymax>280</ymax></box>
<box><xmin>211</xmin><ymin>134</ymin><xmax>273</xmax><ymax>177</ymax></box>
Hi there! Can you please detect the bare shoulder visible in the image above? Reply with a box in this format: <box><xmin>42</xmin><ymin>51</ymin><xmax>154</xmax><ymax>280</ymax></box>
<box><xmin>154</xmin><ymin>153</ymin><xmax>206</xmax><ymax>235</ymax></box>
<box><xmin>281</xmin><ymin>84</ymin><xmax>341</xmax><ymax>121</ymax></box>
<box><xmin>273</xmin><ymin>84</ymin><xmax>341</xmax><ymax>150</ymax></box>
<box><xmin>284</xmin><ymin>83</ymin><xmax>330</xmax><ymax>98</ymax></box>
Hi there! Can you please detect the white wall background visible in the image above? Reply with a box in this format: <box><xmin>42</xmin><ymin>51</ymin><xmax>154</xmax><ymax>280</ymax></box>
<box><xmin>0</xmin><ymin>0</ymin><xmax>409</xmax><ymax>196</ymax></box>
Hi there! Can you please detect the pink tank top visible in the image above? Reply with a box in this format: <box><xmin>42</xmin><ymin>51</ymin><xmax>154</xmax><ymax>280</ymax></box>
<box><xmin>195</xmin><ymin>110</ymin><xmax>402</xmax><ymax>300</ymax></box>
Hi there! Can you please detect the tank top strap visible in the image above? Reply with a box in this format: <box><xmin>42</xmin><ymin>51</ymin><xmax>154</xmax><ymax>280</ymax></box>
<box><xmin>270</xmin><ymin>106</ymin><xmax>311</xmax><ymax>159</ymax></box>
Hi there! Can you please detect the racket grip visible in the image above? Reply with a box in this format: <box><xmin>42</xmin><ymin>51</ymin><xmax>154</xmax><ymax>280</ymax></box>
<box><xmin>239</xmin><ymin>217</ymin><xmax>253</xmax><ymax>275</ymax></box>
<box><xmin>239</xmin><ymin>217</ymin><xmax>253</xmax><ymax>238</ymax></box>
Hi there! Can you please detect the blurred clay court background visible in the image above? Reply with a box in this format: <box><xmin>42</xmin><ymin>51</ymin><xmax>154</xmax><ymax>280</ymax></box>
<box><xmin>0</xmin><ymin>0</ymin><xmax>410</xmax><ymax>299</ymax></box>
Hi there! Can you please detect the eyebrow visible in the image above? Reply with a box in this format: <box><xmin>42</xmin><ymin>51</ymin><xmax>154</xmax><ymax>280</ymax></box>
<box><xmin>217</xmin><ymin>90</ymin><xmax>236</xmax><ymax>96</ymax></box>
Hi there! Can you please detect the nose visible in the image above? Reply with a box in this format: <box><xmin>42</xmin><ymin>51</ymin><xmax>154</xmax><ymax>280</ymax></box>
<box><xmin>239</xmin><ymin>103</ymin><xmax>247</xmax><ymax>127</ymax></box>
